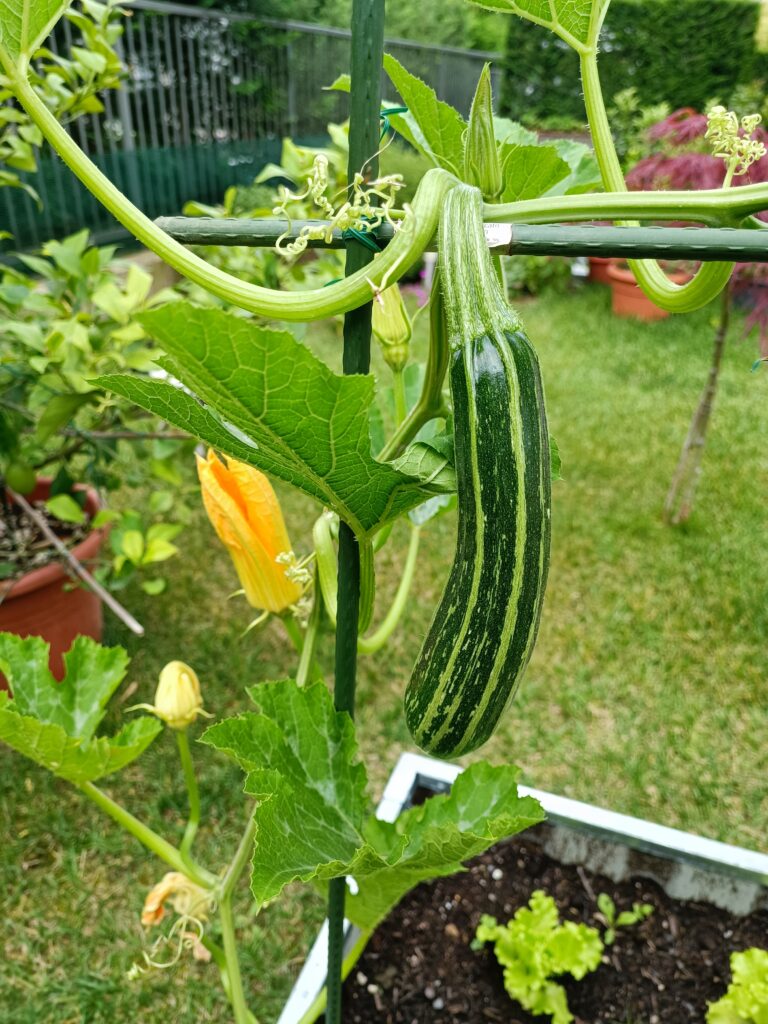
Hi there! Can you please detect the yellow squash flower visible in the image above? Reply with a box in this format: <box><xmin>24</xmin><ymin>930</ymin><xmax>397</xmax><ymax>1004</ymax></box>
<box><xmin>196</xmin><ymin>450</ymin><xmax>302</xmax><ymax>613</ymax></box>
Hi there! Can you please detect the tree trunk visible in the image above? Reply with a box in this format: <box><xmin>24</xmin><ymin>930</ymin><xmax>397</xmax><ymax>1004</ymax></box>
<box><xmin>663</xmin><ymin>287</ymin><xmax>731</xmax><ymax>525</ymax></box>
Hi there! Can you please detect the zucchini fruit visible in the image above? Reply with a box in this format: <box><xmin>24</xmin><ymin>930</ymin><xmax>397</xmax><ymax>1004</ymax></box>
<box><xmin>404</xmin><ymin>184</ymin><xmax>551</xmax><ymax>758</ymax></box>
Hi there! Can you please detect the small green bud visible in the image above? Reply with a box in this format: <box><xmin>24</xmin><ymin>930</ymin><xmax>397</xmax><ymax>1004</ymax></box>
<box><xmin>464</xmin><ymin>64</ymin><xmax>503</xmax><ymax>201</ymax></box>
<box><xmin>372</xmin><ymin>283</ymin><xmax>412</xmax><ymax>373</ymax></box>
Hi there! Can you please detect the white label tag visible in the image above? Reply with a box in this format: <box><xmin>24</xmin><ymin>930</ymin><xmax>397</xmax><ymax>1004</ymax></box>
<box><xmin>483</xmin><ymin>223</ymin><xmax>512</xmax><ymax>249</ymax></box>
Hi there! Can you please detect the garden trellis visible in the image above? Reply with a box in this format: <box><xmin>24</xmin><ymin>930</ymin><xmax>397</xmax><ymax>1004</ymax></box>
<box><xmin>2</xmin><ymin>0</ymin><xmax>768</xmax><ymax>1021</ymax></box>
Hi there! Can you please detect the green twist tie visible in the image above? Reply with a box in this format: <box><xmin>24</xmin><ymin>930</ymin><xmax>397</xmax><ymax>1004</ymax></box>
<box><xmin>380</xmin><ymin>106</ymin><xmax>408</xmax><ymax>140</ymax></box>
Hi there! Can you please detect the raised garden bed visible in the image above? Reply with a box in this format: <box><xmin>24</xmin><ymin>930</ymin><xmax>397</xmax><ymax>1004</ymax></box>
<box><xmin>280</xmin><ymin>754</ymin><xmax>768</xmax><ymax>1024</ymax></box>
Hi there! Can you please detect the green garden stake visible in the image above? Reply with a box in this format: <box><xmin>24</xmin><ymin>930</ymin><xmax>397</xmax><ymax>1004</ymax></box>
<box><xmin>326</xmin><ymin>2</ymin><xmax>386</xmax><ymax>1023</ymax></box>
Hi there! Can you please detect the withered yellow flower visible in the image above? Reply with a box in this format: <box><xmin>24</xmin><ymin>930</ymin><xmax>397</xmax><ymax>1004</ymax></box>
<box><xmin>197</xmin><ymin>450</ymin><xmax>302</xmax><ymax>613</ymax></box>
<box><xmin>141</xmin><ymin>871</ymin><xmax>211</xmax><ymax>927</ymax></box>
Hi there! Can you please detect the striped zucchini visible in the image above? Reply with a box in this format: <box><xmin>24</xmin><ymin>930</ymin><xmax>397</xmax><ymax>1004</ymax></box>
<box><xmin>404</xmin><ymin>184</ymin><xmax>551</xmax><ymax>758</ymax></box>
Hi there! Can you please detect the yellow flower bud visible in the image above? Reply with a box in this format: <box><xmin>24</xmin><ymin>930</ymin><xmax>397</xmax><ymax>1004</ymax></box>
<box><xmin>372</xmin><ymin>283</ymin><xmax>411</xmax><ymax>373</ymax></box>
<box><xmin>196</xmin><ymin>450</ymin><xmax>303</xmax><ymax>613</ymax></box>
<box><xmin>153</xmin><ymin>661</ymin><xmax>205</xmax><ymax>731</ymax></box>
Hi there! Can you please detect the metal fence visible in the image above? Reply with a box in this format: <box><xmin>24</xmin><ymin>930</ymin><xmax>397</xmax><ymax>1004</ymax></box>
<box><xmin>3</xmin><ymin>0</ymin><xmax>500</xmax><ymax>249</ymax></box>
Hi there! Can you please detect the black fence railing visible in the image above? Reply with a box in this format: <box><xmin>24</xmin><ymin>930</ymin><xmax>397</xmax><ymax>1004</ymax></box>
<box><xmin>4</xmin><ymin>0</ymin><xmax>500</xmax><ymax>249</ymax></box>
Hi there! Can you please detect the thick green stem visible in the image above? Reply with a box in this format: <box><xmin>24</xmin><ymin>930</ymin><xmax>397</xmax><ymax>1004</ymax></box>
<box><xmin>220</xmin><ymin>813</ymin><xmax>258</xmax><ymax>902</ymax></box>
<box><xmin>392</xmin><ymin>369</ymin><xmax>408</xmax><ymax>425</ymax></box>
<box><xmin>378</xmin><ymin>270</ymin><xmax>450</xmax><ymax>462</ymax></box>
<box><xmin>372</xmin><ymin>520</ymin><xmax>394</xmax><ymax>552</ymax></box>
<box><xmin>202</xmin><ymin>934</ymin><xmax>259</xmax><ymax>1024</ymax></box>
<box><xmin>487</xmin><ymin>185</ymin><xmax>768</xmax><ymax>226</ymax></box>
<box><xmin>296</xmin><ymin>584</ymin><xmax>323</xmax><ymax>688</ymax></box>
<box><xmin>8</xmin><ymin>68</ymin><xmax>453</xmax><ymax>323</ymax></box>
<box><xmin>216</xmin><ymin>814</ymin><xmax>258</xmax><ymax>1024</ymax></box>
<box><xmin>358</xmin><ymin>525</ymin><xmax>421</xmax><ymax>654</ymax></box>
<box><xmin>579</xmin><ymin>53</ymin><xmax>733</xmax><ymax>312</ymax></box>
<box><xmin>378</xmin><ymin>398</ymin><xmax>442</xmax><ymax>462</ymax></box>
<box><xmin>218</xmin><ymin>896</ymin><xmax>250</xmax><ymax>1024</ymax></box>
<box><xmin>282</xmin><ymin>614</ymin><xmax>304</xmax><ymax>653</ymax></box>
<box><xmin>176</xmin><ymin>731</ymin><xmax>201</xmax><ymax>866</ymax></box>
<box><xmin>77</xmin><ymin>781</ymin><xmax>216</xmax><ymax>889</ymax></box>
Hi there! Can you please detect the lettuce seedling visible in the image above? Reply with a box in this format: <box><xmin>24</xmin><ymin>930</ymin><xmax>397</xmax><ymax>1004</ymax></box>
<box><xmin>473</xmin><ymin>890</ymin><xmax>603</xmax><ymax>1024</ymax></box>
<box><xmin>707</xmin><ymin>948</ymin><xmax>768</xmax><ymax>1024</ymax></box>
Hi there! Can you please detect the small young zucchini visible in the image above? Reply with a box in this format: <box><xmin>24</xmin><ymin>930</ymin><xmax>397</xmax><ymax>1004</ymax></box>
<box><xmin>404</xmin><ymin>184</ymin><xmax>551</xmax><ymax>758</ymax></box>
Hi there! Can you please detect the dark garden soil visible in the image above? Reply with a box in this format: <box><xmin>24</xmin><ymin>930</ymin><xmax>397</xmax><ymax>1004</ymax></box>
<box><xmin>335</xmin><ymin>823</ymin><xmax>768</xmax><ymax>1024</ymax></box>
<box><xmin>0</xmin><ymin>497</ymin><xmax>90</xmax><ymax>582</ymax></box>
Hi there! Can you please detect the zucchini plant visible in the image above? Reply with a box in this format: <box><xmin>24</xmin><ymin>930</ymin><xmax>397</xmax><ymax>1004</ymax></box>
<box><xmin>0</xmin><ymin>0</ymin><xmax>766</xmax><ymax>1021</ymax></box>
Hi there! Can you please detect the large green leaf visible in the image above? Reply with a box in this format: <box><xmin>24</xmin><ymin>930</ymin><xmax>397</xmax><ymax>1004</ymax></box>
<box><xmin>500</xmin><ymin>144</ymin><xmax>571</xmax><ymax>203</ymax></box>
<box><xmin>347</xmin><ymin>763</ymin><xmax>545</xmax><ymax>929</ymax></box>
<box><xmin>0</xmin><ymin>633</ymin><xmax>161</xmax><ymax>782</ymax></box>
<box><xmin>468</xmin><ymin>0</ymin><xmax>611</xmax><ymax>52</ymax></box>
<box><xmin>545</xmin><ymin>138</ymin><xmax>603</xmax><ymax>196</ymax></box>
<box><xmin>203</xmin><ymin>680</ymin><xmax>544</xmax><ymax>930</ymax></box>
<box><xmin>0</xmin><ymin>0</ymin><xmax>71</xmax><ymax>67</ymax></box>
<box><xmin>97</xmin><ymin>303</ymin><xmax>432</xmax><ymax>538</ymax></box>
<box><xmin>383</xmin><ymin>54</ymin><xmax>466</xmax><ymax>177</ymax></box>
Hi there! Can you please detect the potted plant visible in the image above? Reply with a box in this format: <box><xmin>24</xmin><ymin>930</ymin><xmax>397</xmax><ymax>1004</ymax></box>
<box><xmin>1</xmin><ymin>477</ymin><xmax>106</xmax><ymax>680</ymax></box>
<box><xmin>588</xmin><ymin>253</ymin><xmax>614</xmax><ymax>284</ymax></box>
<box><xmin>1</xmin><ymin>0</ymin><xmax>767</xmax><ymax>1021</ymax></box>
<box><xmin>606</xmin><ymin>258</ymin><xmax>693</xmax><ymax>319</ymax></box>
<box><xmin>0</xmin><ymin>228</ymin><xmax>198</xmax><ymax>673</ymax></box>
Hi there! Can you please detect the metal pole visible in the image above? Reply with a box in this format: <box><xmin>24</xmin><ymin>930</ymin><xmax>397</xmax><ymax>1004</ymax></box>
<box><xmin>153</xmin><ymin>217</ymin><xmax>768</xmax><ymax>262</ymax></box>
<box><xmin>326</xmin><ymin>4</ymin><xmax>385</xmax><ymax>1024</ymax></box>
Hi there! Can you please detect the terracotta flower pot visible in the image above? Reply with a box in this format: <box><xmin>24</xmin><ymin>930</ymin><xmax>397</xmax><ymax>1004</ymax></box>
<box><xmin>607</xmin><ymin>262</ymin><xmax>690</xmax><ymax>320</ymax></box>
<box><xmin>588</xmin><ymin>256</ymin><xmax>614</xmax><ymax>285</ymax></box>
<box><xmin>0</xmin><ymin>479</ymin><xmax>107</xmax><ymax>685</ymax></box>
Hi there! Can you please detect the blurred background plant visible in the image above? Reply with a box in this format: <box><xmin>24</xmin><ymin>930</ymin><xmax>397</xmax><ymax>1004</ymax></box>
<box><xmin>0</xmin><ymin>0</ymin><xmax>125</xmax><ymax>206</ymax></box>
<box><xmin>607</xmin><ymin>88</ymin><xmax>671</xmax><ymax>172</ymax></box>
<box><xmin>0</xmin><ymin>229</ymin><xmax>197</xmax><ymax>594</ymax></box>
<box><xmin>503</xmin><ymin>255</ymin><xmax>573</xmax><ymax>297</ymax></box>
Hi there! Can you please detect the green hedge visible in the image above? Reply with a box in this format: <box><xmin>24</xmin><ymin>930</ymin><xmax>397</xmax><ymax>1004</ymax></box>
<box><xmin>501</xmin><ymin>0</ymin><xmax>767</xmax><ymax>123</ymax></box>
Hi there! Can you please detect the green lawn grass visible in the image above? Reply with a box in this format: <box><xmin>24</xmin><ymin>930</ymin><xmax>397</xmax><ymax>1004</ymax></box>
<box><xmin>1</xmin><ymin>285</ymin><xmax>766</xmax><ymax>1022</ymax></box>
